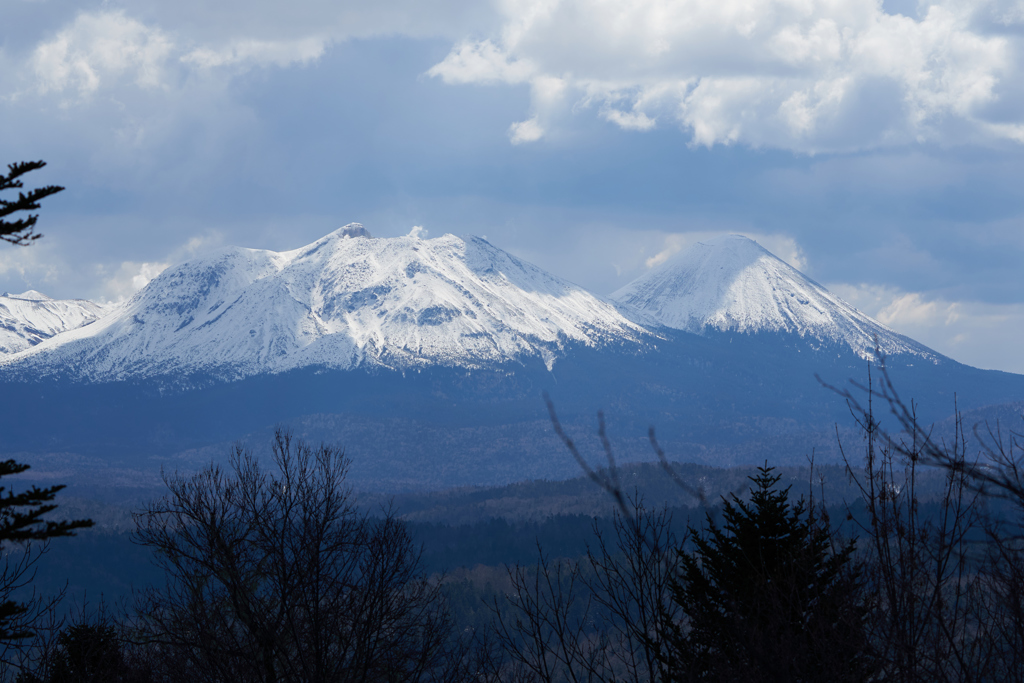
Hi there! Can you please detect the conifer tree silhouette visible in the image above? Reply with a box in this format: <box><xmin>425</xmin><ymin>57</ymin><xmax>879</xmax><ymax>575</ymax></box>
<box><xmin>0</xmin><ymin>460</ymin><xmax>93</xmax><ymax>641</ymax></box>
<box><xmin>0</xmin><ymin>161</ymin><xmax>65</xmax><ymax>246</ymax></box>
<box><xmin>0</xmin><ymin>161</ymin><xmax>89</xmax><ymax>649</ymax></box>
<box><xmin>665</xmin><ymin>465</ymin><xmax>872</xmax><ymax>682</ymax></box>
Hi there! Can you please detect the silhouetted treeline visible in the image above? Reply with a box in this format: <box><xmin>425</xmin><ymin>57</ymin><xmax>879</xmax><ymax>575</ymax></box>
<box><xmin>24</xmin><ymin>491</ymin><xmax>1000</xmax><ymax>609</ymax></box>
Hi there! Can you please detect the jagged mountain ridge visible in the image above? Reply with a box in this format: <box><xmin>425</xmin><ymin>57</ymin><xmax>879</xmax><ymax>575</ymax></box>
<box><xmin>611</xmin><ymin>234</ymin><xmax>938</xmax><ymax>361</ymax></box>
<box><xmin>0</xmin><ymin>290</ymin><xmax>114</xmax><ymax>355</ymax></box>
<box><xmin>0</xmin><ymin>225</ymin><xmax>647</xmax><ymax>381</ymax></box>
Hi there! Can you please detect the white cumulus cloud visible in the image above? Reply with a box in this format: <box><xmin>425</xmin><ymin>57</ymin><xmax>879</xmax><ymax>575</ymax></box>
<box><xmin>26</xmin><ymin>10</ymin><xmax>338</xmax><ymax>100</ymax></box>
<box><xmin>31</xmin><ymin>11</ymin><xmax>174</xmax><ymax>97</ymax></box>
<box><xmin>181</xmin><ymin>37</ymin><xmax>327</xmax><ymax>70</ymax></box>
<box><xmin>98</xmin><ymin>260</ymin><xmax>170</xmax><ymax>303</ymax></box>
<box><xmin>603</xmin><ymin>108</ymin><xmax>657</xmax><ymax>131</ymax></box>
<box><xmin>508</xmin><ymin>117</ymin><xmax>545</xmax><ymax>143</ymax></box>
<box><xmin>828</xmin><ymin>283</ymin><xmax>1024</xmax><ymax>373</ymax></box>
<box><xmin>427</xmin><ymin>39</ymin><xmax>535</xmax><ymax>84</ymax></box>
<box><xmin>429</xmin><ymin>0</ymin><xmax>1024</xmax><ymax>151</ymax></box>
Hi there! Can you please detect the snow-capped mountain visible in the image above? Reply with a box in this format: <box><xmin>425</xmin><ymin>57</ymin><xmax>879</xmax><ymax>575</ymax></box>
<box><xmin>0</xmin><ymin>290</ymin><xmax>115</xmax><ymax>355</ymax></box>
<box><xmin>1</xmin><ymin>228</ymin><xmax>1020</xmax><ymax>490</ymax></box>
<box><xmin>1</xmin><ymin>225</ymin><xmax>646</xmax><ymax>382</ymax></box>
<box><xmin>611</xmin><ymin>235</ymin><xmax>939</xmax><ymax>361</ymax></box>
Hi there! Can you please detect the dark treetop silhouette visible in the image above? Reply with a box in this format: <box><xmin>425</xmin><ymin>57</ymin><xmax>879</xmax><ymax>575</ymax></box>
<box><xmin>0</xmin><ymin>162</ymin><xmax>64</xmax><ymax>246</ymax></box>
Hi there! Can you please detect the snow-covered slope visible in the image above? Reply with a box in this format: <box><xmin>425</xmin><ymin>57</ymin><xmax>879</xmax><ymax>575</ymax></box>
<box><xmin>1</xmin><ymin>226</ymin><xmax>646</xmax><ymax>381</ymax></box>
<box><xmin>612</xmin><ymin>235</ymin><xmax>939</xmax><ymax>361</ymax></box>
<box><xmin>0</xmin><ymin>291</ymin><xmax>114</xmax><ymax>354</ymax></box>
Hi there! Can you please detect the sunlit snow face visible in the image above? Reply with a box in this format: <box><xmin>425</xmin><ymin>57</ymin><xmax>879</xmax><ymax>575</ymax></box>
<box><xmin>0</xmin><ymin>230</ymin><xmax>650</xmax><ymax>381</ymax></box>
<box><xmin>611</xmin><ymin>234</ymin><xmax>937</xmax><ymax>361</ymax></box>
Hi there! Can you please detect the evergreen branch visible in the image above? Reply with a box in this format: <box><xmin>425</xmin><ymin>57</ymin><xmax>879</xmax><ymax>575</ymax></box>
<box><xmin>0</xmin><ymin>161</ymin><xmax>65</xmax><ymax>245</ymax></box>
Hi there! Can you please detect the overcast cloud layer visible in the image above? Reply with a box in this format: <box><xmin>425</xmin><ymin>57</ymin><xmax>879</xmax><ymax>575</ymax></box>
<box><xmin>2</xmin><ymin>0</ymin><xmax>1023</xmax><ymax>374</ymax></box>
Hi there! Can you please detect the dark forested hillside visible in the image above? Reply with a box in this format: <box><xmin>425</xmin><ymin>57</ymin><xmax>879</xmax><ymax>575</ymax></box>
<box><xmin>2</xmin><ymin>329</ymin><xmax>1022</xmax><ymax>494</ymax></box>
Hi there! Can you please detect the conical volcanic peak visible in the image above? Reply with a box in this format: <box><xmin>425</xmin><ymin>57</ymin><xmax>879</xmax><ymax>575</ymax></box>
<box><xmin>612</xmin><ymin>235</ymin><xmax>938</xmax><ymax>360</ymax></box>
<box><xmin>1</xmin><ymin>227</ymin><xmax>647</xmax><ymax>382</ymax></box>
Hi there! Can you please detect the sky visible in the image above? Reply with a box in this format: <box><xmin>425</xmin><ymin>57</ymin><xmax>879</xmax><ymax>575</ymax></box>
<box><xmin>1</xmin><ymin>0</ymin><xmax>1023</xmax><ymax>373</ymax></box>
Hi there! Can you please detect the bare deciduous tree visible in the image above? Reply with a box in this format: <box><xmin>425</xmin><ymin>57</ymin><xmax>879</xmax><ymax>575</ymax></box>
<box><xmin>132</xmin><ymin>430</ymin><xmax>459</xmax><ymax>683</ymax></box>
<box><xmin>487</xmin><ymin>495</ymin><xmax>683</xmax><ymax>683</ymax></box>
<box><xmin>824</xmin><ymin>359</ymin><xmax>1024</xmax><ymax>682</ymax></box>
